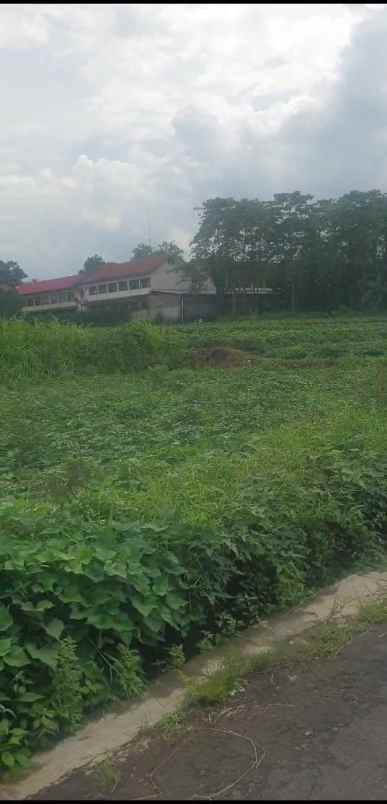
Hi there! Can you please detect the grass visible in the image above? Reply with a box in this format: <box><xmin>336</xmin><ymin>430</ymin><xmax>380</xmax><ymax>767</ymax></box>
<box><xmin>2</xmin><ymin>313</ymin><xmax>387</xmax><ymax>771</ymax></box>
<box><xmin>95</xmin><ymin>757</ymin><xmax>121</xmax><ymax>793</ymax></box>
<box><xmin>178</xmin><ymin>596</ymin><xmax>387</xmax><ymax>711</ymax></box>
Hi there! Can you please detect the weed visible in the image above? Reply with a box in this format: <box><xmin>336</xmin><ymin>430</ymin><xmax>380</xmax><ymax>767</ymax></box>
<box><xmin>167</xmin><ymin>645</ymin><xmax>186</xmax><ymax>670</ymax></box>
<box><xmin>49</xmin><ymin>637</ymin><xmax>83</xmax><ymax>733</ymax></box>
<box><xmin>2</xmin><ymin>315</ymin><xmax>387</xmax><ymax>771</ymax></box>
<box><xmin>358</xmin><ymin>597</ymin><xmax>387</xmax><ymax>626</ymax></box>
<box><xmin>95</xmin><ymin>757</ymin><xmax>120</xmax><ymax>793</ymax></box>
<box><xmin>180</xmin><ymin>654</ymin><xmax>250</xmax><ymax>707</ymax></box>
<box><xmin>157</xmin><ymin>709</ymin><xmax>187</xmax><ymax>735</ymax></box>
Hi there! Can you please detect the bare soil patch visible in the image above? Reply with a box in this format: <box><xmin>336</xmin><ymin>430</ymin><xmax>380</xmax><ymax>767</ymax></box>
<box><xmin>191</xmin><ymin>346</ymin><xmax>256</xmax><ymax>369</ymax></box>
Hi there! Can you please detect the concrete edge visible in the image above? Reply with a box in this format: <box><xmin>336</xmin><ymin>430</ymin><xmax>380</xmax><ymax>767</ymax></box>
<box><xmin>3</xmin><ymin>569</ymin><xmax>387</xmax><ymax>800</ymax></box>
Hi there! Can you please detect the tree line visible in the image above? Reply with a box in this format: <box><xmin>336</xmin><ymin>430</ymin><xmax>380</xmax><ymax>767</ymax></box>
<box><xmin>185</xmin><ymin>190</ymin><xmax>387</xmax><ymax>313</ymax></box>
<box><xmin>3</xmin><ymin>189</ymin><xmax>387</xmax><ymax>317</ymax></box>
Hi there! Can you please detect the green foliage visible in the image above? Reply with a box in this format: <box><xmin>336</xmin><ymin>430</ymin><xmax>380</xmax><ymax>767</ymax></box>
<box><xmin>167</xmin><ymin>644</ymin><xmax>186</xmax><ymax>669</ymax></box>
<box><xmin>181</xmin><ymin>655</ymin><xmax>247</xmax><ymax>706</ymax></box>
<box><xmin>191</xmin><ymin>190</ymin><xmax>387</xmax><ymax>312</ymax></box>
<box><xmin>81</xmin><ymin>254</ymin><xmax>105</xmax><ymax>274</ymax></box>
<box><xmin>0</xmin><ymin>289</ymin><xmax>24</xmax><ymax>319</ymax></box>
<box><xmin>0</xmin><ymin>319</ymin><xmax>186</xmax><ymax>381</ymax></box>
<box><xmin>48</xmin><ymin>638</ymin><xmax>83</xmax><ymax>733</ymax></box>
<box><xmin>0</xmin><ymin>260</ymin><xmax>26</xmax><ymax>287</ymax></box>
<box><xmin>131</xmin><ymin>240</ymin><xmax>184</xmax><ymax>264</ymax></box>
<box><xmin>2</xmin><ymin>316</ymin><xmax>387</xmax><ymax>772</ymax></box>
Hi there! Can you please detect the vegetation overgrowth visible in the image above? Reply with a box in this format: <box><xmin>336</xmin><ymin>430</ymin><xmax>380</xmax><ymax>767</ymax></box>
<box><xmin>2</xmin><ymin>314</ymin><xmax>387</xmax><ymax>380</ymax></box>
<box><xmin>1</xmin><ymin>314</ymin><xmax>387</xmax><ymax>774</ymax></box>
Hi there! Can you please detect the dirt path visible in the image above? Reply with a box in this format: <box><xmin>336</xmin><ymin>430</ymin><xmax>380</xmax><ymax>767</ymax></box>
<box><xmin>32</xmin><ymin>622</ymin><xmax>387</xmax><ymax>801</ymax></box>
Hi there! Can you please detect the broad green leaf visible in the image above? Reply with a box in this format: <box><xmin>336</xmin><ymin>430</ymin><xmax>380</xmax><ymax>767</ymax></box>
<box><xmin>0</xmin><ymin>606</ymin><xmax>12</xmax><ymax>632</ymax></box>
<box><xmin>131</xmin><ymin>595</ymin><xmax>155</xmax><ymax>618</ymax></box>
<box><xmin>153</xmin><ymin>577</ymin><xmax>169</xmax><ymax>596</ymax></box>
<box><xmin>18</xmin><ymin>692</ymin><xmax>43</xmax><ymax>703</ymax></box>
<box><xmin>1</xmin><ymin>752</ymin><xmax>15</xmax><ymax>768</ymax></box>
<box><xmin>4</xmin><ymin>647</ymin><xmax>30</xmax><ymax>668</ymax></box>
<box><xmin>35</xmin><ymin>600</ymin><xmax>54</xmax><ymax>612</ymax></box>
<box><xmin>70</xmin><ymin>605</ymin><xmax>88</xmax><ymax>620</ymax></box>
<box><xmin>15</xmin><ymin>751</ymin><xmax>30</xmax><ymax>768</ymax></box>
<box><xmin>165</xmin><ymin>593</ymin><xmax>185</xmax><ymax>611</ymax></box>
<box><xmin>85</xmin><ymin>611</ymin><xmax>118</xmax><ymax>629</ymax></box>
<box><xmin>26</xmin><ymin>644</ymin><xmax>59</xmax><ymax>670</ymax></box>
<box><xmin>0</xmin><ymin>638</ymin><xmax>12</xmax><ymax>658</ymax></box>
<box><xmin>143</xmin><ymin>614</ymin><xmax>164</xmax><ymax>634</ymax></box>
<box><xmin>43</xmin><ymin>618</ymin><xmax>64</xmax><ymax>640</ymax></box>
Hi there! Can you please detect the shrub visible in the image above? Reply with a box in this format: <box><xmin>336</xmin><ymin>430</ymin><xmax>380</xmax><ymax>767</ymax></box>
<box><xmin>1</xmin><ymin>445</ymin><xmax>387</xmax><ymax>771</ymax></box>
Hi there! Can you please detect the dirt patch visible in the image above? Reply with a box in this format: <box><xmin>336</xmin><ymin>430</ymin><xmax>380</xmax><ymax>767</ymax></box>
<box><xmin>191</xmin><ymin>346</ymin><xmax>256</xmax><ymax>369</ymax></box>
<box><xmin>33</xmin><ymin>623</ymin><xmax>387</xmax><ymax>801</ymax></box>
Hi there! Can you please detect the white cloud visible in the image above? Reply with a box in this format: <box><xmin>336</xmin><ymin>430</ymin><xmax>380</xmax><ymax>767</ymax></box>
<box><xmin>0</xmin><ymin>2</ymin><xmax>383</xmax><ymax>277</ymax></box>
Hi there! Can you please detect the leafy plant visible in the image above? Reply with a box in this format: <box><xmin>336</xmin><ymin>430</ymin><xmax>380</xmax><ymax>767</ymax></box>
<box><xmin>2</xmin><ymin>315</ymin><xmax>387</xmax><ymax>773</ymax></box>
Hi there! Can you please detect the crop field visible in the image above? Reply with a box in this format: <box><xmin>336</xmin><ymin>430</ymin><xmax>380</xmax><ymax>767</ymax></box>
<box><xmin>1</xmin><ymin>314</ymin><xmax>387</xmax><ymax>773</ymax></box>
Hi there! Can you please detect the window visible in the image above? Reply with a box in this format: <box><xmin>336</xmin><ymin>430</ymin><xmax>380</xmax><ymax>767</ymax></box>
<box><xmin>51</xmin><ymin>295</ymin><xmax>58</xmax><ymax>304</ymax></box>
<box><xmin>140</xmin><ymin>277</ymin><xmax>150</xmax><ymax>288</ymax></box>
<box><xmin>129</xmin><ymin>279</ymin><xmax>140</xmax><ymax>290</ymax></box>
<box><xmin>118</xmin><ymin>280</ymin><xmax>128</xmax><ymax>291</ymax></box>
<box><xmin>108</xmin><ymin>282</ymin><xmax>117</xmax><ymax>293</ymax></box>
<box><xmin>34</xmin><ymin>297</ymin><xmax>41</xmax><ymax>306</ymax></box>
<box><xmin>98</xmin><ymin>284</ymin><xmax>107</xmax><ymax>294</ymax></box>
<box><xmin>65</xmin><ymin>292</ymin><xmax>74</xmax><ymax>302</ymax></box>
<box><xmin>89</xmin><ymin>286</ymin><xmax>97</xmax><ymax>295</ymax></box>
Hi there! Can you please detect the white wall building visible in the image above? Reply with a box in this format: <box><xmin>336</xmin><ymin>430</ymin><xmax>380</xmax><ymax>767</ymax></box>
<box><xmin>17</xmin><ymin>256</ymin><xmax>217</xmax><ymax>322</ymax></box>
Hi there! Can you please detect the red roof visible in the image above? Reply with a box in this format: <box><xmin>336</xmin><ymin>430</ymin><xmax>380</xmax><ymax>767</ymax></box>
<box><xmin>16</xmin><ymin>257</ymin><xmax>168</xmax><ymax>296</ymax></box>
<box><xmin>79</xmin><ymin>256</ymin><xmax>167</xmax><ymax>286</ymax></box>
<box><xmin>17</xmin><ymin>275</ymin><xmax>80</xmax><ymax>296</ymax></box>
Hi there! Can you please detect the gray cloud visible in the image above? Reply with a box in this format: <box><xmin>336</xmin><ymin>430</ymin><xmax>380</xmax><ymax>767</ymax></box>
<box><xmin>0</xmin><ymin>2</ymin><xmax>384</xmax><ymax>277</ymax></box>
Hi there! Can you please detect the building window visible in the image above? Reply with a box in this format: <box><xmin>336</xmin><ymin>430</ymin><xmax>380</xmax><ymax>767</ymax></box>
<box><xmin>118</xmin><ymin>280</ymin><xmax>128</xmax><ymax>291</ymax></box>
<box><xmin>65</xmin><ymin>292</ymin><xmax>74</xmax><ymax>302</ymax></box>
<box><xmin>129</xmin><ymin>279</ymin><xmax>140</xmax><ymax>290</ymax></box>
<box><xmin>34</xmin><ymin>297</ymin><xmax>41</xmax><ymax>306</ymax></box>
<box><xmin>140</xmin><ymin>277</ymin><xmax>150</xmax><ymax>288</ymax></box>
<box><xmin>89</xmin><ymin>286</ymin><xmax>97</xmax><ymax>295</ymax></box>
<box><xmin>51</xmin><ymin>295</ymin><xmax>58</xmax><ymax>304</ymax></box>
<box><xmin>98</xmin><ymin>284</ymin><xmax>107</xmax><ymax>294</ymax></box>
<box><xmin>108</xmin><ymin>282</ymin><xmax>117</xmax><ymax>293</ymax></box>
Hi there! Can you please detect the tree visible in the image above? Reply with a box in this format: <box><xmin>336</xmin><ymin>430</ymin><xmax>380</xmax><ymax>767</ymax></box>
<box><xmin>155</xmin><ymin>241</ymin><xmax>185</xmax><ymax>265</ymax></box>
<box><xmin>132</xmin><ymin>243</ymin><xmax>155</xmax><ymax>259</ymax></box>
<box><xmin>0</xmin><ymin>260</ymin><xmax>26</xmax><ymax>287</ymax></box>
<box><xmin>131</xmin><ymin>240</ymin><xmax>185</xmax><ymax>264</ymax></box>
<box><xmin>81</xmin><ymin>254</ymin><xmax>105</xmax><ymax>274</ymax></box>
<box><xmin>0</xmin><ymin>288</ymin><xmax>24</xmax><ymax>318</ymax></box>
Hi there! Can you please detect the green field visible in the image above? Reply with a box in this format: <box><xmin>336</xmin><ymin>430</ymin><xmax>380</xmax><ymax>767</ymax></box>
<box><xmin>1</xmin><ymin>315</ymin><xmax>387</xmax><ymax>773</ymax></box>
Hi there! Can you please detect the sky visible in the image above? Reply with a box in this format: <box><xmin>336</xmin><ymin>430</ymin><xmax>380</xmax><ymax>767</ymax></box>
<box><xmin>0</xmin><ymin>2</ymin><xmax>386</xmax><ymax>279</ymax></box>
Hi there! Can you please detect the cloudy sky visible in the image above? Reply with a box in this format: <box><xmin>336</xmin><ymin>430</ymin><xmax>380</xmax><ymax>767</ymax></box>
<box><xmin>0</xmin><ymin>3</ymin><xmax>386</xmax><ymax>279</ymax></box>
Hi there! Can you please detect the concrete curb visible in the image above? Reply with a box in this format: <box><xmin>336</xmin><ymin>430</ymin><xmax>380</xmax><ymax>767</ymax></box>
<box><xmin>3</xmin><ymin>569</ymin><xmax>387</xmax><ymax>800</ymax></box>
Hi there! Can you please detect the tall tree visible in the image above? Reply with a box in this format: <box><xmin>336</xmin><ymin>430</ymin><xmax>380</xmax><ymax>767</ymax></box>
<box><xmin>132</xmin><ymin>243</ymin><xmax>154</xmax><ymax>259</ymax></box>
<box><xmin>155</xmin><ymin>241</ymin><xmax>185</xmax><ymax>265</ymax></box>
<box><xmin>0</xmin><ymin>260</ymin><xmax>26</xmax><ymax>287</ymax></box>
<box><xmin>0</xmin><ymin>260</ymin><xmax>26</xmax><ymax>318</ymax></box>
<box><xmin>132</xmin><ymin>240</ymin><xmax>185</xmax><ymax>264</ymax></box>
<box><xmin>189</xmin><ymin>190</ymin><xmax>387</xmax><ymax>313</ymax></box>
<box><xmin>81</xmin><ymin>254</ymin><xmax>105</xmax><ymax>274</ymax></box>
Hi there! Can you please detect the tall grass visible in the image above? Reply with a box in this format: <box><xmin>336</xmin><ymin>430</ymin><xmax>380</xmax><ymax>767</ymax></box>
<box><xmin>2</xmin><ymin>315</ymin><xmax>387</xmax><ymax>383</ymax></box>
<box><xmin>0</xmin><ymin>319</ymin><xmax>185</xmax><ymax>380</ymax></box>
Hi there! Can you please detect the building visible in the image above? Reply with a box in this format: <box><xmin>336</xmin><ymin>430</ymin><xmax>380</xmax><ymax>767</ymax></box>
<box><xmin>16</xmin><ymin>275</ymin><xmax>80</xmax><ymax>312</ymax></box>
<box><xmin>17</xmin><ymin>256</ymin><xmax>217</xmax><ymax>322</ymax></box>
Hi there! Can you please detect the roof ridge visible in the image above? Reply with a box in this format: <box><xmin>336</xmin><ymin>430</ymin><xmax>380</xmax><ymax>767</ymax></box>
<box><xmin>17</xmin><ymin>257</ymin><xmax>168</xmax><ymax>295</ymax></box>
